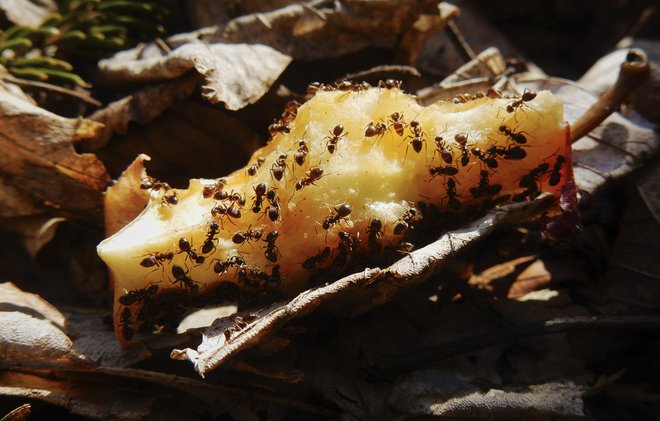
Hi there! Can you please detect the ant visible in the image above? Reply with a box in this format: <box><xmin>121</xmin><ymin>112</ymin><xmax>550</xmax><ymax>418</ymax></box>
<box><xmin>267</xmin><ymin>119</ymin><xmax>291</xmax><ymax>137</ymax></box>
<box><xmin>434</xmin><ymin>136</ymin><xmax>453</xmax><ymax>164</ymax></box>
<box><xmin>499</xmin><ymin>124</ymin><xmax>528</xmax><ymax>144</ymax></box>
<box><xmin>325</xmin><ymin>124</ymin><xmax>347</xmax><ymax>154</ymax></box>
<box><xmin>338</xmin><ymin>231</ymin><xmax>360</xmax><ymax>252</ymax></box>
<box><xmin>251</xmin><ymin>182</ymin><xmax>267</xmax><ymax>213</ymax></box>
<box><xmin>171</xmin><ymin>264</ymin><xmax>200</xmax><ymax>293</ymax></box>
<box><xmin>263</xmin><ymin>230</ymin><xmax>280</xmax><ymax>263</ymax></box>
<box><xmin>548</xmin><ymin>155</ymin><xmax>566</xmax><ymax>186</ymax></box>
<box><xmin>405</xmin><ymin>120</ymin><xmax>426</xmax><ymax>155</ymax></box>
<box><xmin>378</xmin><ymin>79</ymin><xmax>402</xmax><ymax>89</ymax></box>
<box><xmin>469</xmin><ymin>170</ymin><xmax>502</xmax><ymax>198</ymax></box>
<box><xmin>280</xmin><ymin>100</ymin><xmax>300</xmax><ymax>124</ymax></box>
<box><xmin>367</xmin><ymin>218</ymin><xmax>383</xmax><ymax>251</ymax></box>
<box><xmin>178</xmin><ymin>237</ymin><xmax>205</xmax><ymax>264</ymax></box>
<box><xmin>428</xmin><ymin>165</ymin><xmax>459</xmax><ymax>177</ymax></box>
<box><xmin>139</xmin><ymin>251</ymin><xmax>174</xmax><ymax>270</ymax></box>
<box><xmin>232</xmin><ymin>227</ymin><xmax>264</xmax><ymax>245</ymax></box>
<box><xmin>271</xmin><ymin>154</ymin><xmax>287</xmax><ymax>181</ymax></box>
<box><xmin>118</xmin><ymin>284</ymin><xmax>159</xmax><ymax>306</ymax></box>
<box><xmin>322</xmin><ymin>203</ymin><xmax>352</xmax><ymax>230</ymax></box>
<box><xmin>388</xmin><ymin>112</ymin><xmax>407</xmax><ymax>136</ymax></box>
<box><xmin>265</xmin><ymin>188</ymin><xmax>280</xmax><ymax>222</ymax></box>
<box><xmin>201</xmin><ymin>221</ymin><xmax>220</xmax><ymax>254</ymax></box>
<box><xmin>454</xmin><ymin>133</ymin><xmax>471</xmax><ymax>167</ymax></box>
<box><xmin>487</xmin><ymin>144</ymin><xmax>527</xmax><ymax>161</ymax></box>
<box><xmin>202</xmin><ymin>178</ymin><xmax>227</xmax><ymax>199</ymax></box>
<box><xmin>365</xmin><ymin>121</ymin><xmax>389</xmax><ymax>140</ymax></box>
<box><xmin>446</xmin><ymin>178</ymin><xmax>462</xmax><ymax>210</ymax></box>
<box><xmin>140</xmin><ymin>176</ymin><xmax>170</xmax><ymax>192</ymax></box>
<box><xmin>162</xmin><ymin>191</ymin><xmax>178</xmax><ymax>205</ymax></box>
<box><xmin>295</xmin><ymin>139</ymin><xmax>309</xmax><ymax>166</ymax></box>
<box><xmin>393</xmin><ymin>207</ymin><xmax>418</xmax><ymax>235</ymax></box>
<box><xmin>506</xmin><ymin>88</ymin><xmax>537</xmax><ymax>113</ymax></box>
<box><xmin>211</xmin><ymin>202</ymin><xmax>242</xmax><ymax>222</ymax></box>
<box><xmin>213</xmin><ymin>255</ymin><xmax>245</xmax><ymax>275</ymax></box>
<box><xmin>247</xmin><ymin>157</ymin><xmax>265</xmax><ymax>176</ymax></box>
<box><xmin>119</xmin><ymin>307</ymin><xmax>134</xmax><ymax>341</ymax></box>
<box><xmin>294</xmin><ymin>167</ymin><xmax>324</xmax><ymax>191</ymax></box>
<box><xmin>514</xmin><ymin>162</ymin><xmax>550</xmax><ymax>201</ymax></box>
<box><xmin>302</xmin><ymin>246</ymin><xmax>331</xmax><ymax>270</ymax></box>
<box><xmin>471</xmin><ymin>147</ymin><xmax>499</xmax><ymax>169</ymax></box>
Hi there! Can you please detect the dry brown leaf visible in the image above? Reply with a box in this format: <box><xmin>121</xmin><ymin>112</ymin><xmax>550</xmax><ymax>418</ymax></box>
<box><xmin>203</xmin><ymin>0</ymin><xmax>443</xmax><ymax>61</ymax></box>
<box><xmin>171</xmin><ymin>196</ymin><xmax>558</xmax><ymax>376</ymax></box>
<box><xmin>0</xmin><ymin>0</ymin><xmax>55</xmax><ymax>26</ymax></box>
<box><xmin>388</xmin><ymin>370</ymin><xmax>585</xmax><ymax>417</ymax></box>
<box><xmin>0</xmin><ymin>91</ymin><xmax>111</xmax><ymax>224</ymax></box>
<box><xmin>99</xmin><ymin>42</ymin><xmax>292</xmax><ymax>110</ymax></box>
<box><xmin>0</xmin><ymin>282</ymin><xmax>87</xmax><ymax>367</ymax></box>
<box><xmin>0</xmin><ymin>403</ymin><xmax>31</xmax><ymax>421</ymax></box>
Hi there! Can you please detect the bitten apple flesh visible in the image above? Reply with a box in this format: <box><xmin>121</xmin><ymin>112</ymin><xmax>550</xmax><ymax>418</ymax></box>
<box><xmin>97</xmin><ymin>86</ymin><xmax>574</xmax><ymax>344</ymax></box>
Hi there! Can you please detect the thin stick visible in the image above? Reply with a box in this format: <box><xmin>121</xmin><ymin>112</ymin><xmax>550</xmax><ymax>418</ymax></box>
<box><xmin>571</xmin><ymin>48</ymin><xmax>650</xmax><ymax>143</ymax></box>
<box><xmin>1</xmin><ymin>75</ymin><xmax>102</xmax><ymax>107</ymax></box>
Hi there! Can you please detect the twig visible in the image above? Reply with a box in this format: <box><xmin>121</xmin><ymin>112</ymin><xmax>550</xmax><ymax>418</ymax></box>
<box><xmin>446</xmin><ymin>20</ymin><xmax>477</xmax><ymax>63</ymax></box>
<box><xmin>379</xmin><ymin>314</ymin><xmax>660</xmax><ymax>372</ymax></box>
<box><xmin>1</xmin><ymin>75</ymin><xmax>102</xmax><ymax>107</ymax></box>
<box><xmin>571</xmin><ymin>48</ymin><xmax>650</xmax><ymax>143</ymax></box>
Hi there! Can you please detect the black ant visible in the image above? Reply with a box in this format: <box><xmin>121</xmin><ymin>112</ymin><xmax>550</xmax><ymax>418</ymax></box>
<box><xmin>393</xmin><ymin>207</ymin><xmax>418</xmax><ymax>235</ymax></box>
<box><xmin>178</xmin><ymin>237</ymin><xmax>205</xmax><ymax>264</ymax></box>
<box><xmin>201</xmin><ymin>221</ymin><xmax>220</xmax><ymax>254</ymax></box>
<box><xmin>268</xmin><ymin>119</ymin><xmax>291</xmax><ymax>137</ymax></box>
<box><xmin>266</xmin><ymin>188</ymin><xmax>280</xmax><ymax>222</ymax></box>
<box><xmin>263</xmin><ymin>230</ymin><xmax>280</xmax><ymax>263</ymax></box>
<box><xmin>378</xmin><ymin>79</ymin><xmax>402</xmax><ymax>89</ymax></box>
<box><xmin>251</xmin><ymin>182</ymin><xmax>267</xmax><ymax>213</ymax></box>
<box><xmin>548</xmin><ymin>155</ymin><xmax>566</xmax><ymax>186</ymax></box>
<box><xmin>405</xmin><ymin>120</ymin><xmax>426</xmax><ymax>155</ymax></box>
<box><xmin>446</xmin><ymin>178</ymin><xmax>462</xmax><ymax>210</ymax></box>
<box><xmin>499</xmin><ymin>124</ymin><xmax>528</xmax><ymax>144</ymax></box>
<box><xmin>171</xmin><ymin>264</ymin><xmax>200</xmax><ymax>293</ymax></box>
<box><xmin>302</xmin><ymin>246</ymin><xmax>331</xmax><ymax>270</ymax></box>
<box><xmin>294</xmin><ymin>166</ymin><xmax>324</xmax><ymax>191</ymax></box>
<box><xmin>139</xmin><ymin>251</ymin><xmax>174</xmax><ymax>270</ymax></box>
<box><xmin>364</xmin><ymin>121</ymin><xmax>389</xmax><ymax>140</ymax></box>
<box><xmin>469</xmin><ymin>170</ymin><xmax>502</xmax><ymax>198</ymax></box>
<box><xmin>202</xmin><ymin>178</ymin><xmax>227</xmax><ymax>198</ymax></box>
<box><xmin>162</xmin><ymin>191</ymin><xmax>178</xmax><ymax>205</ymax></box>
<box><xmin>454</xmin><ymin>133</ymin><xmax>471</xmax><ymax>167</ymax></box>
<box><xmin>119</xmin><ymin>307</ymin><xmax>134</xmax><ymax>341</ymax></box>
<box><xmin>247</xmin><ymin>157</ymin><xmax>265</xmax><ymax>176</ymax></box>
<box><xmin>338</xmin><ymin>231</ymin><xmax>360</xmax><ymax>252</ymax></box>
<box><xmin>280</xmin><ymin>100</ymin><xmax>300</xmax><ymax>124</ymax></box>
<box><xmin>322</xmin><ymin>203</ymin><xmax>352</xmax><ymax>230</ymax></box>
<box><xmin>140</xmin><ymin>176</ymin><xmax>170</xmax><ymax>192</ymax></box>
<box><xmin>118</xmin><ymin>284</ymin><xmax>159</xmax><ymax>306</ymax></box>
<box><xmin>232</xmin><ymin>227</ymin><xmax>264</xmax><ymax>245</ymax></box>
<box><xmin>471</xmin><ymin>147</ymin><xmax>499</xmax><ymax>169</ymax></box>
<box><xmin>367</xmin><ymin>218</ymin><xmax>383</xmax><ymax>251</ymax></box>
<box><xmin>325</xmin><ymin>124</ymin><xmax>347</xmax><ymax>154</ymax></box>
<box><xmin>271</xmin><ymin>154</ymin><xmax>287</xmax><ymax>182</ymax></box>
<box><xmin>388</xmin><ymin>112</ymin><xmax>406</xmax><ymax>136</ymax></box>
<box><xmin>434</xmin><ymin>136</ymin><xmax>453</xmax><ymax>164</ymax></box>
<box><xmin>428</xmin><ymin>165</ymin><xmax>459</xmax><ymax>177</ymax></box>
<box><xmin>295</xmin><ymin>139</ymin><xmax>309</xmax><ymax>166</ymax></box>
<box><xmin>213</xmin><ymin>255</ymin><xmax>245</xmax><ymax>275</ymax></box>
<box><xmin>487</xmin><ymin>144</ymin><xmax>527</xmax><ymax>161</ymax></box>
<box><xmin>514</xmin><ymin>162</ymin><xmax>550</xmax><ymax>201</ymax></box>
<box><xmin>211</xmin><ymin>202</ymin><xmax>242</xmax><ymax>225</ymax></box>
<box><xmin>506</xmin><ymin>88</ymin><xmax>537</xmax><ymax>113</ymax></box>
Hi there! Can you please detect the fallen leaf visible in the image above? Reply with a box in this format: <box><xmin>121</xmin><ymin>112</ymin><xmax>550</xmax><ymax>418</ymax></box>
<box><xmin>388</xmin><ymin>370</ymin><xmax>585</xmax><ymax>417</ymax></box>
<box><xmin>0</xmin><ymin>282</ymin><xmax>86</xmax><ymax>367</ymax></box>
<box><xmin>0</xmin><ymin>91</ymin><xmax>111</xmax><ymax>224</ymax></box>
<box><xmin>99</xmin><ymin>42</ymin><xmax>292</xmax><ymax>110</ymax></box>
<box><xmin>203</xmin><ymin>0</ymin><xmax>442</xmax><ymax>61</ymax></box>
<box><xmin>0</xmin><ymin>0</ymin><xmax>55</xmax><ymax>26</ymax></box>
<box><xmin>0</xmin><ymin>403</ymin><xmax>31</xmax><ymax>421</ymax></box>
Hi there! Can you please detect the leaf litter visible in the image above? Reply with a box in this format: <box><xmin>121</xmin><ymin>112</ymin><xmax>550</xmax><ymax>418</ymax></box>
<box><xmin>1</xmin><ymin>1</ymin><xmax>660</xmax><ymax>419</ymax></box>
